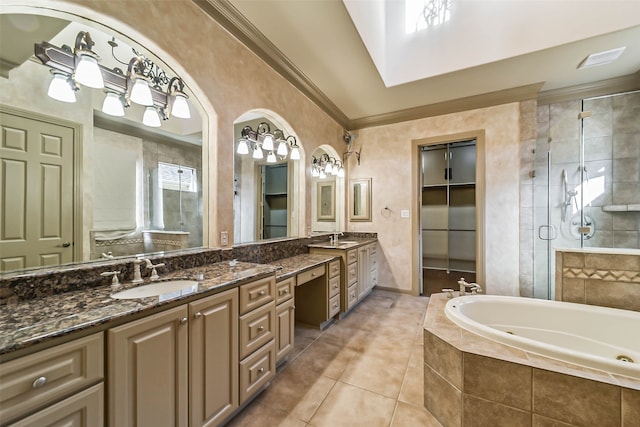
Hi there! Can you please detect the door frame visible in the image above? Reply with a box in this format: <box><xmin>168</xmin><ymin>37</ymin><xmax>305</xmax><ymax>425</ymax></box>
<box><xmin>411</xmin><ymin>130</ymin><xmax>486</xmax><ymax>296</ymax></box>
<box><xmin>1</xmin><ymin>105</ymin><xmax>83</xmax><ymax>263</ymax></box>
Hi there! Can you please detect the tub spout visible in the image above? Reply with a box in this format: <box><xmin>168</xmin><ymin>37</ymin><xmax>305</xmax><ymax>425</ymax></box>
<box><xmin>458</xmin><ymin>278</ymin><xmax>482</xmax><ymax>296</ymax></box>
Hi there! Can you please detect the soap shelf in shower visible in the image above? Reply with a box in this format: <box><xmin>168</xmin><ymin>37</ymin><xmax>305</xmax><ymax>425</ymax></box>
<box><xmin>602</xmin><ymin>204</ymin><xmax>640</xmax><ymax>212</ymax></box>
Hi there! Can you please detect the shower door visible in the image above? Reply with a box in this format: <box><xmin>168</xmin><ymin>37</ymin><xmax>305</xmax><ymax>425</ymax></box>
<box><xmin>532</xmin><ymin>90</ymin><xmax>640</xmax><ymax>300</ymax></box>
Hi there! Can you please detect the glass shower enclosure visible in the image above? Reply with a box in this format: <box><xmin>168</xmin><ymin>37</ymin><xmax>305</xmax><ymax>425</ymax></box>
<box><xmin>532</xmin><ymin>90</ymin><xmax>640</xmax><ymax>299</ymax></box>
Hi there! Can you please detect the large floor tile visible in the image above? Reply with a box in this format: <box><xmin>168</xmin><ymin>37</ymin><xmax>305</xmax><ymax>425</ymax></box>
<box><xmin>398</xmin><ymin>365</ymin><xmax>424</xmax><ymax>408</ymax></box>
<box><xmin>391</xmin><ymin>401</ymin><xmax>443</xmax><ymax>427</ymax></box>
<box><xmin>308</xmin><ymin>382</ymin><xmax>396</xmax><ymax>427</ymax></box>
<box><xmin>339</xmin><ymin>353</ymin><xmax>407</xmax><ymax>398</ymax></box>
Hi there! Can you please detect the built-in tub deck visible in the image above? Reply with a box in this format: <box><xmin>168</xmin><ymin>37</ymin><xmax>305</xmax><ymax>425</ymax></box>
<box><xmin>423</xmin><ymin>294</ymin><xmax>640</xmax><ymax>426</ymax></box>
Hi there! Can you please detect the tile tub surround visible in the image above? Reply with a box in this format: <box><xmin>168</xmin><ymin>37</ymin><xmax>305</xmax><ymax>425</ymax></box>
<box><xmin>555</xmin><ymin>248</ymin><xmax>640</xmax><ymax>312</ymax></box>
<box><xmin>0</xmin><ymin>233</ymin><xmax>376</xmax><ymax>306</ymax></box>
<box><xmin>423</xmin><ymin>294</ymin><xmax>640</xmax><ymax>427</ymax></box>
<box><xmin>0</xmin><ymin>252</ymin><xmax>339</xmax><ymax>359</ymax></box>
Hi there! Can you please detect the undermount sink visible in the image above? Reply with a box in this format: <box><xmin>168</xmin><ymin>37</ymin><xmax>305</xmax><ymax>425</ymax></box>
<box><xmin>336</xmin><ymin>241</ymin><xmax>358</xmax><ymax>244</ymax></box>
<box><xmin>111</xmin><ymin>280</ymin><xmax>199</xmax><ymax>300</ymax></box>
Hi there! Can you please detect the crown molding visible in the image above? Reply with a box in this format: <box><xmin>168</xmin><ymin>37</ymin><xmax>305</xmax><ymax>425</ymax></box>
<box><xmin>537</xmin><ymin>72</ymin><xmax>640</xmax><ymax>106</ymax></box>
<box><xmin>349</xmin><ymin>83</ymin><xmax>544</xmax><ymax>130</ymax></box>
<box><xmin>193</xmin><ymin>0</ymin><xmax>350</xmax><ymax>129</ymax></box>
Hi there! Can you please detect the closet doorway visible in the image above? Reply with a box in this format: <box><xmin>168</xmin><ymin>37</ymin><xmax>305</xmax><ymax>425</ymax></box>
<box><xmin>420</xmin><ymin>140</ymin><xmax>477</xmax><ymax>296</ymax></box>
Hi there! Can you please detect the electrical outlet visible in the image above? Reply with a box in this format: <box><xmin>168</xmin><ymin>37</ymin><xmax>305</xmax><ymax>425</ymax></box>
<box><xmin>221</xmin><ymin>231</ymin><xmax>229</xmax><ymax>246</ymax></box>
<box><xmin>400</xmin><ymin>210</ymin><xmax>410</xmax><ymax>218</ymax></box>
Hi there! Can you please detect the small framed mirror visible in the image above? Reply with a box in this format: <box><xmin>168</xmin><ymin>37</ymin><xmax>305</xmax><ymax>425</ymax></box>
<box><xmin>317</xmin><ymin>181</ymin><xmax>336</xmax><ymax>221</ymax></box>
<box><xmin>350</xmin><ymin>178</ymin><xmax>372</xmax><ymax>221</ymax></box>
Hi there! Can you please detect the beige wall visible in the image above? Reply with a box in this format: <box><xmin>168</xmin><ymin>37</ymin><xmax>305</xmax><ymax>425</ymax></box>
<box><xmin>4</xmin><ymin>1</ymin><xmax>524</xmax><ymax>295</ymax></box>
<box><xmin>348</xmin><ymin>103</ymin><xmax>522</xmax><ymax>295</ymax></box>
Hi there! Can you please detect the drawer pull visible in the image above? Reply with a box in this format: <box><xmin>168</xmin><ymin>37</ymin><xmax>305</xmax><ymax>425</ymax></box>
<box><xmin>333</xmin><ymin>302</ymin><xmax>338</xmax><ymax>308</ymax></box>
<box><xmin>180</xmin><ymin>317</ymin><xmax>188</xmax><ymax>325</ymax></box>
<box><xmin>32</xmin><ymin>376</ymin><xmax>47</xmax><ymax>389</ymax></box>
<box><xmin>258</xmin><ymin>325</ymin><xmax>264</xmax><ymax>332</ymax></box>
<box><xmin>194</xmin><ymin>312</ymin><xmax>202</xmax><ymax>319</ymax></box>
<box><xmin>258</xmin><ymin>367</ymin><xmax>265</xmax><ymax>374</ymax></box>
<box><xmin>259</xmin><ymin>290</ymin><xmax>265</xmax><ymax>296</ymax></box>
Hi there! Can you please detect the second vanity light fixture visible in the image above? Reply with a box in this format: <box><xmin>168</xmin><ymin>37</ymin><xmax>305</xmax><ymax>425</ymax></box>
<box><xmin>237</xmin><ymin>122</ymin><xmax>301</xmax><ymax>162</ymax></box>
<box><xmin>311</xmin><ymin>154</ymin><xmax>344</xmax><ymax>179</ymax></box>
<box><xmin>35</xmin><ymin>31</ymin><xmax>191</xmax><ymax>128</ymax></box>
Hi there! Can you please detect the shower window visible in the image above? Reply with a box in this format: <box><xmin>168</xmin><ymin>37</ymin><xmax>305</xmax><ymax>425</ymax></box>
<box><xmin>158</xmin><ymin>162</ymin><xmax>198</xmax><ymax>192</ymax></box>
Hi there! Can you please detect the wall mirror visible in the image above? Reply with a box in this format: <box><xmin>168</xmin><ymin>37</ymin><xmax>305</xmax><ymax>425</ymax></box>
<box><xmin>310</xmin><ymin>145</ymin><xmax>345</xmax><ymax>232</ymax></box>
<box><xmin>233</xmin><ymin>111</ymin><xmax>304</xmax><ymax>244</ymax></box>
<box><xmin>350</xmin><ymin>178</ymin><xmax>372</xmax><ymax>222</ymax></box>
<box><xmin>0</xmin><ymin>12</ymin><xmax>207</xmax><ymax>273</ymax></box>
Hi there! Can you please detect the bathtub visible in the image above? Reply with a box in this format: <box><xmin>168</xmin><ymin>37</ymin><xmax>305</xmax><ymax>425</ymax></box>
<box><xmin>445</xmin><ymin>295</ymin><xmax>640</xmax><ymax>380</ymax></box>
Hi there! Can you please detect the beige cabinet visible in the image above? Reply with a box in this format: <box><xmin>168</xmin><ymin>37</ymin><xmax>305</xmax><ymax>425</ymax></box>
<box><xmin>275</xmin><ymin>277</ymin><xmax>295</xmax><ymax>364</ymax></box>
<box><xmin>0</xmin><ymin>333</ymin><xmax>104</xmax><ymax>426</ymax></box>
<box><xmin>108</xmin><ymin>288</ymin><xmax>239</xmax><ymax>427</ymax></box>
<box><xmin>238</xmin><ymin>278</ymin><xmax>276</xmax><ymax>405</ymax></box>
<box><xmin>108</xmin><ymin>305</ymin><xmax>189</xmax><ymax>427</ymax></box>
<box><xmin>358</xmin><ymin>243</ymin><xmax>378</xmax><ymax>299</ymax></box>
<box><xmin>189</xmin><ymin>289</ymin><xmax>239</xmax><ymax>427</ymax></box>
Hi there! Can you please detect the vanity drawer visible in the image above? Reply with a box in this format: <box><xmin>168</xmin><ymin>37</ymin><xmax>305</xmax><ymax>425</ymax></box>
<box><xmin>239</xmin><ymin>275</ymin><xmax>275</xmax><ymax>315</ymax></box>
<box><xmin>347</xmin><ymin>250</ymin><xmax>357</xmax><ymax>265</ymax></box>
<box><xmin>329</xmin><ymin>294</ymin><xmax>340</xmax><ymax>318</ymax></box>
<box><xmin>275</xmin><ymin>277</ymin><xmax>294</xmax><ymax>305</ymax></box>
<box><xmin>239</xmin><ymin>302</ymin><xmax>275</xmax><ymax>359</ymax></box>
<box><xmin>347</xmin><ymin>263</ymin><xmax>358</xmax><ymax>286</ymax></box>
<box><xmin>347</xmin><ymin>284</ymin><xmax>359</xmax><ymax>310</ymax></box>
<box><xmin>0</xmin><ymin>332</ymin><xmax>104</xmax><ymax>424</ymax></box>
<box><xmin>297</xmin><ymin>265</ymin><xmax>325</xmax><ymax>286</ymax></box>
<box><xmin>328</xmin><ymin>260</ymin><xmax>340</xmax><ymax>278</ymax></box>
<box><xmin>329</xmin><ymin>275</ymin><xmax>340</xmax><ymax>298</ymax></box>
<box><xmin>239</xmin><ymin>340</ymin><xmax>275</xmax><ymax>404</ymax></box>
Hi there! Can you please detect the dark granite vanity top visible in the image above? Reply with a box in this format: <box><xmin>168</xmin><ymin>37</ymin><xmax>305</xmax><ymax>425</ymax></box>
<box><xmin>307</xmin><ymin>237</ymin><xmax>377</xmax><ymax>250</ymax></box>
<box><xmin>0</xmin><ymin>254</ymin><xmax>337</xmax><ymax>359</ymax></box>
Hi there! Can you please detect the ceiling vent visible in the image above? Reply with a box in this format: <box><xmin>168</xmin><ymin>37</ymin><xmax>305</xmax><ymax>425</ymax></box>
<box><xmin>577</xmin><ymin>47</ymin><xmax>626</xmax><ymax>69</ymax></box>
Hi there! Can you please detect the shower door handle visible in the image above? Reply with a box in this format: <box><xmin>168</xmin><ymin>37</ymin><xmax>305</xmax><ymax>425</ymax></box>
<box><xmin>538</xmin><ymin>225</ymin><xmax>557</xmax><ymax>240</ymax></box>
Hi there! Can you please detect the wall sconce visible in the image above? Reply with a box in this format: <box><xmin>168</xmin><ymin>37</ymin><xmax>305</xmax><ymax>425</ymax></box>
<box><xmin>311</xmin><ymin>154</ymin><xmax>344</xmax><ymax>179</ymax></box>
<box><xmin>237</xmin><ymin>122</ymin><xmax>300</xmax><ymax>161</ymax></box>
<box><xmin>35</xmin><ymin>31</ymin><xmax>191</xmax><ymax>128</ymax></box>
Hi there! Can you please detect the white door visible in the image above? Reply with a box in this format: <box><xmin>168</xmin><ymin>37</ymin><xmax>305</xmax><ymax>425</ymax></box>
<box><xmin>0</xmin><ymin>110</ymin><xmax>75</xmax><ymax>271</ymax></box>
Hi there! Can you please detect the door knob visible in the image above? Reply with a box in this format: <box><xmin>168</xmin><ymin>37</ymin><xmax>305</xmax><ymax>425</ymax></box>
<box><xmin>62</xmin><ymin>242</ymin><xmax>71</xmax><ymax>247</ymax></box>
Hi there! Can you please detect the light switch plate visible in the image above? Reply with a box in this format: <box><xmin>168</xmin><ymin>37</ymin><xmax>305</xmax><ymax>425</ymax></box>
<box><xmin>221</xmin><ymin>231</ymin><xmax>229</xmax><ymax>246</ymax></box>
<box><xmin>401</xmin><ymin>210</ymin><xmax>410</xmax><ymax>218</ymax></box>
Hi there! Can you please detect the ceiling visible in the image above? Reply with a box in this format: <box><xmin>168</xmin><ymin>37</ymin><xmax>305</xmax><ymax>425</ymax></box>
<box><xmin>198</xmin><ymin>0</ymin><xmax>640</xmax><ymax>129</ymax></box>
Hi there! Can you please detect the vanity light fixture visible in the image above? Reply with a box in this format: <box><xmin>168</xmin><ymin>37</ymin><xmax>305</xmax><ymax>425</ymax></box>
<box><xmin>237</xmin><ymin>122</ymin><xmax>300</xmax><ymax>162</ymax></box>
<box><xmin>35</xmin><ymin>31</ymin><xmax>192</xmax><ymax>128</ymax></box>
<box><xmin>311</xmin><ymin>154</ymin><xmax>344</xmax><ymax>179</ymax></box>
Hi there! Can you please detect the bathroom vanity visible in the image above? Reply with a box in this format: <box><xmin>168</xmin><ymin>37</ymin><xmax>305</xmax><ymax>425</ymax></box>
<box><xmin>0</xmin><ymin>254</ymin><xmax>339</xmax><ymax>427</ymax></box>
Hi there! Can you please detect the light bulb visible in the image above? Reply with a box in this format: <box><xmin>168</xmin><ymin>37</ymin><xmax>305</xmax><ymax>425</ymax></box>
<box><xmin>252</xmin><ymin>145</ymin><xmax>263</xmax><ymax>159</ymax></box>
<box><xmin>47</xmin><ymin>73</ymin><xmax>76</xmax><ymax>103</ymax></box>
<box><xmin>276</xmin><ymin>140</ymin><xmax>288</xmax><ymax>156</ymax></box>
<box><xmin>102</xmin><ymin>92</ymin><xmax>125</xmax><ymax>116</ymax></box>
<box><xmin>142</xmin><ymin>106</ymin><xmax>161</xmax><ymax>127</ymax></box>
<box><xmin>262</xmin><ymin>134</ymin><xmax>274</xmax><ymax>151</ymax></box>
<box><xmin>290</xmin><ymin>146</ymin><xmax>300</xmax><ymax>160</ymax></box>
<box><xmin>237</xmin><ymin>139</ymin><xmax>249</xmax><ymax>155</ymax></box>
<box><xmin>311</xmin><ymin>167</ymin><xmax>319</xmax><ymax>178</ymax></box>
<box><xmin>75</xmin><ymin>55</ymin><xmax>104</xmax><ymax>88</ymax></box>
<box><xmin>338</xmin><ymin>167</ymin><xmax>345</xmax><ymax>178</ymax></box>
<box><xmin>332</xmin><ymin>166</ymin><xmax>339</xmax><ymax>176</ymax></box>
<box><xmin>267</xmin><ymin>151</ymin><xmax>276</xmax><ymax>163</ymax></box>
<box><xmin>325</xmin><ymin>162</ymin><xmax>333</xmax><ymax>173</ymax></box>
<box><xmin>171</xmin><ymin>94</ymin><xmax>190</xmax><ymax>119</ymax></box>
<box><xmin>130</xmin><ymin>78</ymin><xmax>153</xmax><ymax>106</ymax></box>
<box><xmin>319</xmin><ymin>170</ymin><xmax>326</xmax><ymax>179</ymax></box>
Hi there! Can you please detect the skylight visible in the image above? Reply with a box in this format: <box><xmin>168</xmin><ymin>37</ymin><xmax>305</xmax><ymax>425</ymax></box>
<box><xmin>405</xmin><ymin>0</ymin><xmax>451</xmax><ymax>34</ymax></box>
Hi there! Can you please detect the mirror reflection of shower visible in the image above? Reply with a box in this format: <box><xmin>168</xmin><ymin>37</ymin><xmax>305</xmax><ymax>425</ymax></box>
<box><xmin>561</xmin><ymin>168</ymin><xmax>578</xmax><ymax>222</ymax></box>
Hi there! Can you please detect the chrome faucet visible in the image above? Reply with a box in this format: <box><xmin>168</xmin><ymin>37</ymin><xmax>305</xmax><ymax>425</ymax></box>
<box><xmin>131</xmin><ymin>259</ymin><xmax>145</xmax><ymax>284</ymax></box>
<box><xmin>143</xmin><ymin>259</ymin><xmax>165</xmax><ymax>281</ymax></box>
<box><xmin>330</xmin><ymin>231</ymin><xmax>344</xmax><ymax>245</ymax></box>
<box><xmin>101</xmin><ymin>270</ymin><xmax>121</xmax><ymax>291</ymax></box>
<box><xmin>458</xmin><ymin>278</ymin><xmax>482</xmax><ymax>296</ymax></box>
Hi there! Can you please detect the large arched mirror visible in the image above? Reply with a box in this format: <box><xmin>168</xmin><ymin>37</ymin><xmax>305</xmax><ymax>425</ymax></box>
<box><xmin>0</xmin><ymin>11</ymin><xmax>208</xmax><ymax>273</ymax></box>
<box><xmin>310</xmin><ymin>145</ymin><xmax>345</xmax><ymax>233</ymax></box>
<box><xmin>233</xmin><ymin>111</ymin><xmax>304</xmax><ymax>244</ymax></box>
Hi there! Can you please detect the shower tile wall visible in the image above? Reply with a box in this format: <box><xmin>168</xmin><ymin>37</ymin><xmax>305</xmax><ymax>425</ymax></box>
<box><xmin>519</xmin><ymin>100</ymin><xmax>537</xmax><ymax>298</ymax></box>
<box><xmin>521</xmin><ymin>91</ymin><xmax>640</xmax><ymax>297</ymax></box>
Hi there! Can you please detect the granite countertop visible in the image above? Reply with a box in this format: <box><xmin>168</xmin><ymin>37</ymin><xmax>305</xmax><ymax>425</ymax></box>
<box><xmin>307</xmin><ymin>237</ymin><xmax>377</xmax><ymax>251</ymax></box>
<box><xmin>0</xmin><ymin>253</ymin><xmax>338</xmax><ymax>358</ymax></box>
<box><xmin>266</xmin><ymin>253</ymin><xmax>339</xmax><ymax>281</ymax></box>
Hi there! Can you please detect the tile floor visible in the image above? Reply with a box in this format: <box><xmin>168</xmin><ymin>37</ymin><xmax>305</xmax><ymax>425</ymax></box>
<box><xmin>227</xmin><ymin>290</ymin><xmax>443</xmax><ymax>427</ymax></box>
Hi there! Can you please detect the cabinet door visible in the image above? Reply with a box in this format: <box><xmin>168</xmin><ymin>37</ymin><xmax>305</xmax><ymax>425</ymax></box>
<box><xmin>357</xmin><ymin>247</ymin><xmax>369</xmax><ymax>299</ymax></box>
<box><xmin>189</xmin><ymin>289</ymin><xmax>239</xmax><ymax>427</ymax></box>
<box><xmin>422</xmin><ymin>147</ymin><xmax>448</xmax><ymax>186</ymax></box>
<box><xmin>275</xmin><ymin>298</ymin><xmax>295</xmax><ymax>363</ymax></box>
<box><xmin>108</xmin><ymin>305</ymin><xmax>188</xmax><ymax>427</ymax></box>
